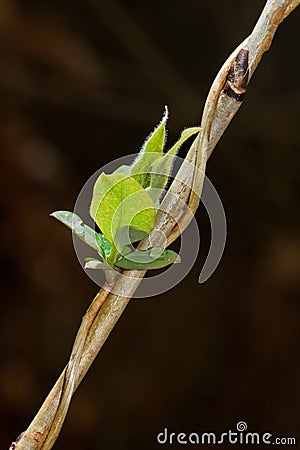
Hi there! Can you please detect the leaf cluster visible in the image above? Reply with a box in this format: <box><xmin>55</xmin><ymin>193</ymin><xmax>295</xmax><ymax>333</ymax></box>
<box><xmin>52</xmin><ymin>107</ymin><xmax>200</xmax><ymax>275</ymax></box>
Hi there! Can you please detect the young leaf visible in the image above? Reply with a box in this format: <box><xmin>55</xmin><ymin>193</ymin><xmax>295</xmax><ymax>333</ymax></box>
<box><xmin>84</xmin><ymin>257</ymin><xmax>117</xmax><ymax>284</ymax></box>
<box><xmin>149</xmin><ymin>246</ymin><xmax>165</xmax><ymax>258</ymax></box>
<box><xmin>84</xmin><ymin>257</ymin><xmax>113</xmax><ymax>271</ymax></box>
<box><xmin>115</xmin><ymin>226</ymin><xmax>148</xmax><ymax>247</ymax></box>
<box><xmin>50</xmin><ymin>210</ymin><xmax>108</xmax><ymax>257</ymax></box>
<box><xmin>90</xmin><ymin>173</ymin><xmax>155</xmax><ymax>262</ymax></box>
<box><xmin>95</xmin><ymin>233</ymin><xmax>111</xmax><ymax>260</ymax></box>
<box><xmin>131</xmin><ymin>106</ymin><xmax>168</xmax><ymax>187</ymax></box>
<box><xmin>113</xmin><ymin>165</ymin><xmax>132</xmax><ymax>175</ymax></box>
<box><xmin>150</xmin><ymin>126</ymin><xmax>201</xmax><ymax>195</ymax></box>
<box><xmin>115</xmin><ymin>248</ymin><xmax>180</xmax><ymax>270</ymax></box>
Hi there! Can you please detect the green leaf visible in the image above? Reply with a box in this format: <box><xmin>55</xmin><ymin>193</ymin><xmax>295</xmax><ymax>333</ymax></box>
<box><xmin>149</xmin><ymin>126</ymin><xmax>201</xmax><ymax>197</ymax></box>
<box><xmin>51</xmin><ymin>210</ymin><xmax>110</xmax><ymax>257</ymax></box>
<box><xmin>90</xmin><ymin>173</ymin><xmax>156</xmax><ymax>262</ymax></box>
<box><xmin>131</xmin><ymin>106</ymin><xmax>168</xmax><ymax>187</ymax></box>
<box><xmin>84</xmin><ymin>257</ymin><xmax>113</xmax><ymax>271</ymax></box>
<box><xmin>95</xmin><ymin>233</ymin><xmax>111</xmax><ymax>260</ymax></box>
<box><xmin>113</xmin><ymin>165</ymin><xmax>131</xmax><ymax>175</ymax></box>
<box><xmin>115</xmin><ymin>248</ymin><xmax>180</xmax><ymax>270</ymax></box>
<box><xmin>84</xmin><ymin>257</ymin><xmax>117</xmax><ymax>284</ymax></box>
<box><xmin>149</xmin><ymin>246</ymin><xmax>165</xmax><ymax>257</ymax></box>
<box><xmin>115</xmin><ymin>226</ymin><xmax>148</xmax><ymax>247</ymax></box>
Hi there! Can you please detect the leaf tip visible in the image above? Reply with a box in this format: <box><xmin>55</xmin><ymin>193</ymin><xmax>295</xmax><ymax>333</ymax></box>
<box><xmin>174</xmin><ymin>254</ymin><xmax>181</xmax><ymax>264</ymax></box>
<box><xmin>163</xmin><ymin>104</ymin><xmax>169</xmax><ymax>121</ymax></box>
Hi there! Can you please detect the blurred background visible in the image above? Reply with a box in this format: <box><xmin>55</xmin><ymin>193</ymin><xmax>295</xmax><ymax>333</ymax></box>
<box><xmin>0</xmin><ymin>0</ymin><xmax>299</xmax><ymax>448</ymax></box>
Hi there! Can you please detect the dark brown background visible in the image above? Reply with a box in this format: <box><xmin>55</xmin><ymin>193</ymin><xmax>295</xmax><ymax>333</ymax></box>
<box><xmin>0</xmin><ymin>0</ymin><xmax>299</xmax><ymax>449</ymax></box>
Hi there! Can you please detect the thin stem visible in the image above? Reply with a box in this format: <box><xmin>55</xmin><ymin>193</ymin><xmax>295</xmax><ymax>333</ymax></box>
<box><xmin>10</xmin><ymin>1</ymin><xmax>299</xmax><ymax>449</ymax></box>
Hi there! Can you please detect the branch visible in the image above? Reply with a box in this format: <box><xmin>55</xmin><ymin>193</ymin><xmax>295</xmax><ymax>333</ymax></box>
<box><xmin>10</xmin><ymin>1</ymin><xmax>299</xmax><ymax>449</ymax></box>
